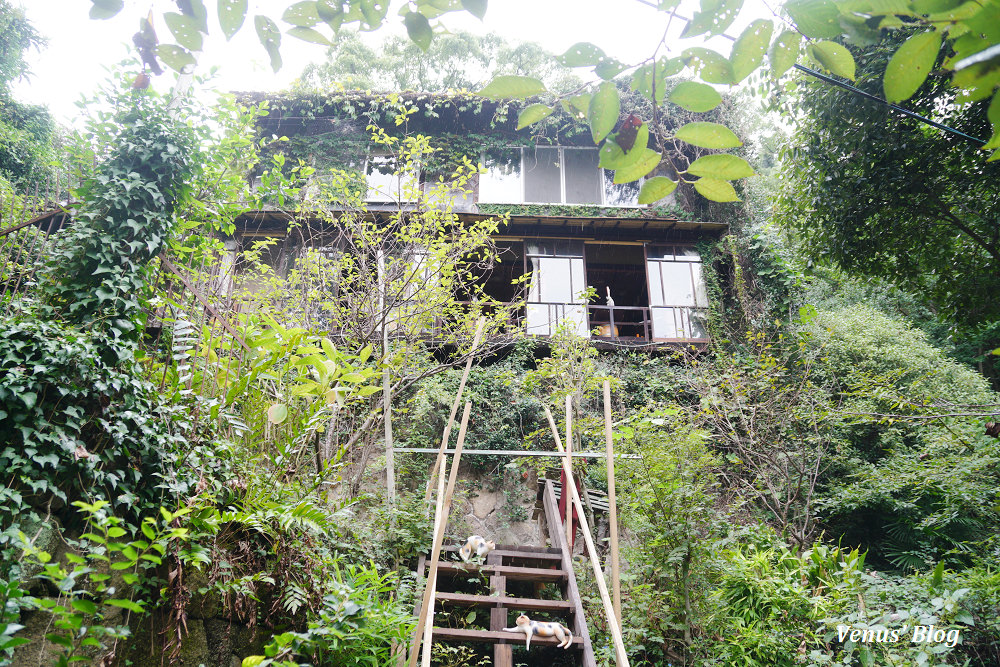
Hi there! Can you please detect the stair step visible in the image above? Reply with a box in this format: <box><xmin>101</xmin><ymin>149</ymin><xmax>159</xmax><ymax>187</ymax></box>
<box><xmin>430</xmin><ymin>627</ymin><xmax>583</xmax><ymax>648</ymax></box>
<box><xmin>441</xmin><ymin>545</ymin><xmax>562</xmax><ymax>559</ymax></box>
<box><xmin>434</xmin><ymin>562</ymin><xmax>567</xmax><ymax>582</ymax></box>
<box><xmin>435</xmin><ymin>592</ymin><xmax>574</xmax><ymax>613</ymax></box>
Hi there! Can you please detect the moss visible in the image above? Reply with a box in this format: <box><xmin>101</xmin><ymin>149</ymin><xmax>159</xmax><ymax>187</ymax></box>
<box><xmin>475</xmin><ymin>202</ymin><xmax>698</xmax><ymax>220</ymax></box>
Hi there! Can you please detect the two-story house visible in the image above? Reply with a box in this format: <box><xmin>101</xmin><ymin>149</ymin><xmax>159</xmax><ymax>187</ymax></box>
<box><xmin>231</xmin><ymin>91</ymin><xmax>726</xmax><ymax>347</ymax></box>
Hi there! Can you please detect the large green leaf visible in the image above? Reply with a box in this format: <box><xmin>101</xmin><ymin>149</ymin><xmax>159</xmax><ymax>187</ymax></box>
<box><xmin>669</xmin><ymin>81</ymin><xmax>722</xmax><ymax>112</ymax></box>
<box><xmin>682</xmin><ymin>0</ymin><xmax>744</xmax><ymax>38</ymax></box>
<box><xmin>809</xmin><ymin>41</ymin><xmax>856</xmax><ymax>80</ymax></box>
<box><xmin>638</xmin><ymin>177</ymin><xmax>678</xmax><ymax>204</ymax></box>
<box><xmin>517</xmin><ymin>103</ymin><xmax>554</xmax><ymax>130</ymax></box>
<box><xmin>731</xmin><ymin>19</ymin><xmax>772</xmax><ymax>82</ymax></box>
<box><xmin>90</xmin><ymin>0</ymin><xmax>124</xmax><ymax>19</ymax></box>
<box><xmin>558</xmin><ymin>42</ymin><xmax>606</xmax><ymax>67</ymax></box>
<box><xmin>686</xmin><ymin>154</ymin><xmax>754</xmax><ymax>179</ymax></box>
<box><xmin>255</xmin><ymin>15</ymin><xmax>282</xmax><ymax>72</ymax></box>
<box><xmin>287</xmin><ymin>26</ymin><xmax>331</xmax><ymax>45</ymax></box>
<box><xmin>165</xmin><ymin>12</ymin><xmax>204</xmax><ymax>52</ymax></box>
<box><xmin>267</xmin><ymin>403</ymin><xmax>289</xmax><ymax>424</ymax></box>
<box><xmin>682</xmin><ymin>47</ymin><xmax>734</xmax><ymax>84</ymax></box>
<box><xmin>462</xmin><ymin>0</ymin><xmax>487</xmax><ymax>20</ymax></box>
<box><xmin>595</xmin><ymin>58</ymin><xmax>627</xmax><ymax>80</ymax></box>
<box><xmin>631</xmin><ymin>60</ymin><xmax>683</xmax><ymax>103</ymax></box>
<box><xmin>588</xmin><ymin>81</ymin><xmax>620</xmax><ymax>144</ymax></box>
<box><xmin>613</xmin><ymin>149</ymin><xmax>661</xmax><ymax>183</ymax></box>
<box><xmin>317</xmin><ymin>0</ymin><xmax>345</xmax><ymax>29</ymax></box>
<box><xmin>600</xmin><ymin>123</ymin><xmax>651</xmax><ymax>169</ymax></box>
<box><xmin>155</xmin><ymin>44</ymin><xmax>197</xmax><ymax>72</ymax></box>
<box><xmin>218</xmin><ymin>0</ymin><xmax>248</xmax><ymax>40</ymax></box>
<box><xmin>983</xmin><ymin>89</ymin><xmax>1000</xmax><ymax>150</ymax></box>
<box><xmin>181</xmin><ymin>0</ymin><xmax>210</xmax><ymax>31</ymax></box>
<box><xmin>784</xmin><ymin>0</ymin><xmax>841</xmax><ymax>39</ymax></box>
<box><xmin>769</xmin><ymin>30</ymin><xmax>801</xmax><ymax>77</ymax></box>
<box><xmin>693</xmin><ymin>177</ymin><xmax>740</xmax><ymax>201</ymax></box>
<box><xmin>675</xmin><ymin>122</ymin><xmax>743</xmax><ymax>148</ymax></box>
<box><xmin>884</xmin><ymin>31</ymin><xmax>942</xmax><ymax>102</ymax></box>
<box><xmin>403</xmin><ymin>11</ymin><xmax>433</xmax><ymax>51</ymax></box>
<box><xmin>282</xmin><ymin>1</ymin><xmax>321</xmax><ymax>26</ymax></box>
<box><xmin>477</xmin><ymin>75</ymin><xmax>546</xmax><ymax>99</ymax></box>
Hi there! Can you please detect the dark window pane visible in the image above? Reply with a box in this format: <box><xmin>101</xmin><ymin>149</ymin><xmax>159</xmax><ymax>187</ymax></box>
<box><xmin>524</xmin><ymin>147</ymin><xmax>561</xmax><ymax>203</ymax></box>
<box><xmin>564</xmin><ymin>149</ymin><xmax>601</xmax><ymax>204</ymax></box>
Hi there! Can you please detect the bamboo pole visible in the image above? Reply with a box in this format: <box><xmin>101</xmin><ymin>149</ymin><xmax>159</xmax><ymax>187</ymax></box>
<box><xmin>564</xmin><ymin>394</ymin><xmax>573</xmax><ymax>548</ymax></box>
<box><xmin>544</xmin><ymin>406</ymin><xmax>630</xmax><ymax>667</ymax></box>
<box><xmin>423</xmin><ymin>317</ymin><xmax>486</xmax><ymax>511</ymax></box>
<box><xmin>603</xmin><ymin>380</ymin><xmax>622</xmax><ymax>624</ymax></box>
<box><xmin>407</xmin><ymin>402</ymin><xmax>473</xmax><ymax>667</ymax></box>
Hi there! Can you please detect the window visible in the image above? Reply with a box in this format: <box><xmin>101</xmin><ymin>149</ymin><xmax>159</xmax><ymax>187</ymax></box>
<box><xmin>525</xmin><ymin>240</ymin><xmax>588</xmax><ymax>336</ymax></box>
<box><xmin>478</xmin><ymin>147</ymin><xmax>643</xmax><ymax>206</ymax></box>
<box><xmin>645</xmin><ymin>245</ymin><xmax>709</xmax><ymax>340</ymax></box>
<box><xmin>365</xmin><ymin>154</ymin><xmax>419</xmax><ymax>203</ymax></box>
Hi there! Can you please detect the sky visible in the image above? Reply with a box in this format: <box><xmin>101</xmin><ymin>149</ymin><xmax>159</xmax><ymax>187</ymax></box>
<box><xmin>12</xmin><ymin>0</ymin><xmax>775</xmax><ymax>126</ymax></box>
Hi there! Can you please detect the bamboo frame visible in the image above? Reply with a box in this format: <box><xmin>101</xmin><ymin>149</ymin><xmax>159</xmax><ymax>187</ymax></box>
<box><xmin>422</xmin><ymin>317</ymin><xmax>486</xmax><ymax>510</ymax></box>
<box><xmin>407</xmin><ymin>402</ymin><xmax>473</xmax><ymax>667</ymax></box>
<box><xmin>603</xmin><ymin>380</ymin><xmax>622</xmax><ymax>623</ymax></box>
<box><xmin>544</xmin><ymin>405</ymin><xmax>630</xmax><ymax>667</ymax></box>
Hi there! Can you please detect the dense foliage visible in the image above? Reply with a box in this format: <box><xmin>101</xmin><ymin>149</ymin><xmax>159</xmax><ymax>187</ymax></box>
<box><xmin>780</xmin><ymin>33</ymin><xmax>1000</xmax><ymax>332</ymax></box>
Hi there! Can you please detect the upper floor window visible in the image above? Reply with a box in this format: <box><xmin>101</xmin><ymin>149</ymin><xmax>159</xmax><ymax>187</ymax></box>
<box><xmin>479</xmin><ymin>147</ymin><xmax>641</xmax><ymax>206</ymax></box>
<box><xmin>365</xmin><ymin>154</ymin><xmax>420</xmax><ymax>203</ymax></box>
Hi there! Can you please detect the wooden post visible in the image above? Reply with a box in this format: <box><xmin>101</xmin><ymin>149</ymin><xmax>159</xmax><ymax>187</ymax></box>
<box><xmin>407</xmin><ymin>402</ymin><xmax>473</xmax><ymax>667</ymax></box>
<box><xmin>603</xmin><ymin>380</ymin><xmax>622</xmax><ymax>624</ymax></box>
<box><xmin>544</xmin><ymin>406</ymin><xmax>630</xmax><ymax>667</ymax></box>
<box><xmin>564</xmin><ymin>394</ymin><xmax>573</xmax><ymax>549</ymax></box>
<box><xmin>423</xmin><ymin>317</ymin><xmax>486</xmax><ymax>511</ymax></box>
<box><xmin>488</xmin><ymin>551</ymin><xmax>512</xmax><ymax>667</ymax></box>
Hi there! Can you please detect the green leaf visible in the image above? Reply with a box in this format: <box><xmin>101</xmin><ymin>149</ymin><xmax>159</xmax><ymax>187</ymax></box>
<box><xmin>72</xmin><ymin>599</ymin><xmax>98</xmax><ymax>615</ymax></box>
<box><xmin>282</xmin><ymin>1</ymin><xmax>321</xmax><ymax>26</ymax></box>
<box><xmin>267</xmin><ymin>403</ymin><xmax>288</xmax><ymax>424</ymax></box>
<box><xmin>595</xmin><ymin>58</ymin><xmax>627</xmax><ymax>80</ymax></box>
<box><xmin>686</xmin><ymin>154</ymin><xmax>754</xmax><ymax>179</ymax></box>
<box><xmin>165</xmin><ymin>12</ymin><xmax>205</xmax><ymax>51</ymax></box>
<box><xmin>557</xmin><ymin>42</ymin><xmax>605</xmax><ymax>67</ymax></box>
<box><xmin>931</xmin><ymin>561</ymin><xmax>945</xmax><ymax>588</ymax></box>
<box><xmin>613</xmin><ymin>149</ymin><xmax>661</xmax><ymax>183</ymax></box>
<box><xmin>731</xmin><ymin>19</ymin><xmax>772</xmax><ymax>82</ymax></box>
<box><xmin>693</xmin><ymin>177</ymin><xmax>740</xmax><ymax>201</ymax></box>
<box><xmin>317</xmin><ymin>0</ymin><xmax>344</xmax><ymax>29</ymax></box>
<box><xmin>255</xmin><ymin>15</ymin><xmax>282</xmax><ymax>72</ymax></box>
<box><xmin>668</xmin><ymin>81</ymin><xmax>722</xmax><ymax>112</ymax></box>
<box><xmin>218</xmin><ymin>0</ymin><xmax>248</xmax><ymax>39</ymax></box>
<box><xmin>106</xmin><ymin>599</ymin><xmax>145</xmax><ymax>614</ymax></box>
<box><xmin>785</xmin><ymin>0</ymin><xmax>841</xmax><ymax>39</ymax></box>
<box><xmin>638</xmin><ymin>177</ymin><xmax>678</xmax><ymax>204</ymax></box>
<box><xmin>682</xmin><ymin>0</ymin><xmax>744</xmax><ymax>38</ymax></box>
<box><xmin>477</xmin><ymin>75</ymin><xmax>546</xmax><ymax>100</ymax></box>
<box><xmin>809</xmin><ymin>41</ymin><xmax>856</xmax><ymax>80</ymax></box>
<box><xmin>598</xmin><ymin>140</ymin><xmax>628</xmax><ymax>169</ymax></box>
<box><xmin>107</xmin><ymin>527</ymin><xmax>127</xmax><ymax>538</ymax></box>
<box><xmin>90</xmin><ymin>0</ymin><xmax>124</xmax><ymax>20</ymax></box>
<box><xmin>588</xmin><ymin>81</ymin><xmax>620</xmax><ymax>144</ymax></box>
<box><xmin>155</xmin><ymin>44</ymin><xmax>197</xmax><ymax>72</ymax></box>
<box><xmin>682</xmin><ymin>47</ymin><xmax>734</xmax><ymax>84</ymax></box>
<box><xmin>983</xmin><ymin>90</ymin><xmax>1000</xmax><ymax>150</ymax></box>
<box><xmin>517</xmin><ymin>104</ymin><xmax>554</xmax><ymax>130</ymax></box>
<box><xmin>769</xmin><ymin>30</ymin><xmax>801</xmax><ymax>77</ymax></box>
<box><xmin>675</xmin><ymin>122</ymin><xmax>743</xmax><ymax>148</ymax></box>
<box><xmin>403</xmin><ymin>11</ymin><xmax>432</xmax><ymax>52</ymax></box>
<box><xmin>462</xmin><ymin>0</ymin><xmax>487</xmax><ymax>20</ymax></box>
<box><xmin>287</xmin><ymin>26</ymin><xmax>331</xmax><ymax>45</ymax></box>
<box><xmin>884</xmin><ymin>31</ymin><xmax>942</xmax><ymax>102</ymax></box>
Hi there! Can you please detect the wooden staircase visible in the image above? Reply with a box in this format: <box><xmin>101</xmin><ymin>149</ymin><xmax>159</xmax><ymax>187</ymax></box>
<box><xmin>413</xmin><ymin>480</ymin><xmax>598</xmax><ymax>667</ymax></box>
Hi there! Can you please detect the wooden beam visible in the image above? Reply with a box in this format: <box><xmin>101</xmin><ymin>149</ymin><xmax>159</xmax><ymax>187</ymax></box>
<box><xmin>428</xmin><ymin>627</ymin><xmax>584</xmax><ymax>647</ymax></box>
<box><xmin>407</xmin><ymin>402</ymin><xmax>473</xmax><ymax>667</ymax></box>
<box><xmin>565</xmin><ymin>395</ymin><xmax>574</xmax><ymax>549</ymax></box>
<box><xmin>542</xmin><ymin>481</ymin><xmax>597</xmax><ymax>667</ymax></box>
<box><xmin>435</xmin><ymin>593</ymin><xmax>573</xmax><ymax>613</ymax></box>
<box><xmin>603</xmin><ymin>380</ymin><xmax>622</xmax><ymax>624</ymax></box>
<box><xmin>488</xmin><ymin>551</ymin><xmax>513</xmax><ymax>667</ymax></box>
<box><xmin>544</xmin><ymin>407</ymin><xmax>630</xmax><ymax>667</ymax></box>
<box><xmin>433</xmin><ymin>562</ymin><xmax>568</xmax><ymax>583</ymax></box>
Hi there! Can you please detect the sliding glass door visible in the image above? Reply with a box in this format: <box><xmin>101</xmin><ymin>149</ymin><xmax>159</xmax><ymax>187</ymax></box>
<box><xmin>526</xmin><ymin>240</ymin><xmax>588</xmax><ymax>336</ymax></box>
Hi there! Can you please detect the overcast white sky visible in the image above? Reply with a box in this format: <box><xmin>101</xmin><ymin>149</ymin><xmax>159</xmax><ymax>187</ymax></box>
<box><xmin>12</xmin><ymin>0</ymin><xmax>775</xmax><ymax>125</ymax></box>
